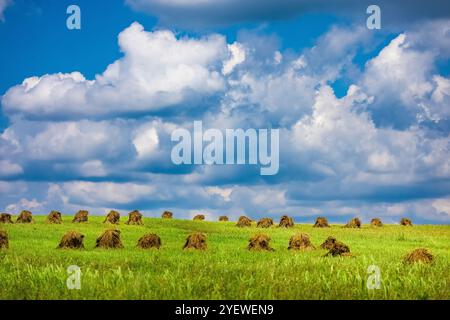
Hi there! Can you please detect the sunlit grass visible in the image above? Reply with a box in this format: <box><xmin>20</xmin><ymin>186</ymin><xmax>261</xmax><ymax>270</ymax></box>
<box><xmin>0</xmin><ymin>216</ymin><xmax>449</xmax><ymax>299</ymax></box>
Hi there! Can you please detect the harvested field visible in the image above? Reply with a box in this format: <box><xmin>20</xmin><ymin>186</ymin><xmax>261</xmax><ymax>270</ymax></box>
<box><xmin>0</xmin><ymin>215</ymin><xmax>449</xmax><ymax>300</ymax></box>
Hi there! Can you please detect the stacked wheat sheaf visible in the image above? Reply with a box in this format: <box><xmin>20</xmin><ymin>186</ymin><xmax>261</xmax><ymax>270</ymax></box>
<box><xmin>0</xmin><ymin>211</ymin><xmax>431</xmax><ymax>263</ymax></box>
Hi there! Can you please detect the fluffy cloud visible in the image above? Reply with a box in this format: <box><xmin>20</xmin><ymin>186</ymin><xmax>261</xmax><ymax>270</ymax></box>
<box><xmin>361</xmin><ymin>31</ymin><xmax>450</xmax><ymax>127</ymax></box>
<box><xmin>0</xmin><ymin>160</ymin><xmax>23</xmax><ymax>177</ymax></box>
<box><xmin>1</xmin><ymin>120</ymin><xmax>133</xmax><ymax>161</ymax></box>
<box><xmin>287</xmin><ymin>85</ymin><xmax>450</xmax><ymax>200</ymax></box>
<box><xmin>362</xmin><ymin>34</ymin><xmax>433</xmax><ymax>126</ymax></box>
<box><xmin>406</xmin><ymin>20</ymin><xmax>450</xmax><ymax>58</ymax></box>
<box><xmin>219</xmin><ymin>26</ymin><xmax>371</xmax><ymax>127</ymax></box>
<box><xmin>59</xmin><ymin>181</ymin><xmax>156</xmax><ymax>206</ymax></box>
<box><xmin>2</xmin><ymin>22</ymin><xmax>230</xmax><ymax>119</ymax></box>
<box><xmin>222</xmin><ymin>42</ymin><xmax>246</xmax><ymax>75</ymax></box>
<box><xmin>6</xmin><ymin>197</ymin><xmax>44</xmax><ymax>213</ymax></box>
<box><xmin>2</xmin><ymin>21</ymin><xmax>450</xmax><ymax>223</ymax></box>
<box><xmin>133</xmin><ymin>126</ymin><xmax>159</xmax><ymax>159</ymax></box>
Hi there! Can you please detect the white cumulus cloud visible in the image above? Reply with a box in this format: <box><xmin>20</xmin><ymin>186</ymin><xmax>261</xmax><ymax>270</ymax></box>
<box><xmin>2</xmin><ymin>22</ymin><xmax>231</xmax><ymax>119</ymax></box>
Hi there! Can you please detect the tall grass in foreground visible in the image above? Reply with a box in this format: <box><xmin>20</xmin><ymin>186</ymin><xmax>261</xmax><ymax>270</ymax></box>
<box><xmin>0</xmin><ymin>216</ymin><xmax>449</xmax><ymax>299</ymax></box>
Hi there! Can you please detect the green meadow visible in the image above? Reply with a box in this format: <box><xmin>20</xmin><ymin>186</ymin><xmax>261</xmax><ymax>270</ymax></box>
<box><xmin>0</xmin><ymin>215</ymin><xmax>449</xmax><ymax>300</ymax></box>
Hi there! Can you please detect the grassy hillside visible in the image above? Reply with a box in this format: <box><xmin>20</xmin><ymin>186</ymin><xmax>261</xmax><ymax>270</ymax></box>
<box><xmin>0</xmin><ymin>215</ymin><xmax>449</xmax><ymax>299</ymax></box>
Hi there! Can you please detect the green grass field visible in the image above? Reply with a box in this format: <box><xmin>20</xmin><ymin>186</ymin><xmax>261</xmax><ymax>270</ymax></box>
<box><xmin>0</xmin><ymin>215</ymin><xmax>449</xmax><ymax>300</ymax></box>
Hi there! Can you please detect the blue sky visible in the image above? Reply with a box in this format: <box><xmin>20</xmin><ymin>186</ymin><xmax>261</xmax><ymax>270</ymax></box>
<box><xmin>1</xmin><ymin>0</ymin><xmax>450</xmax><ymax>224</ymax></box>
